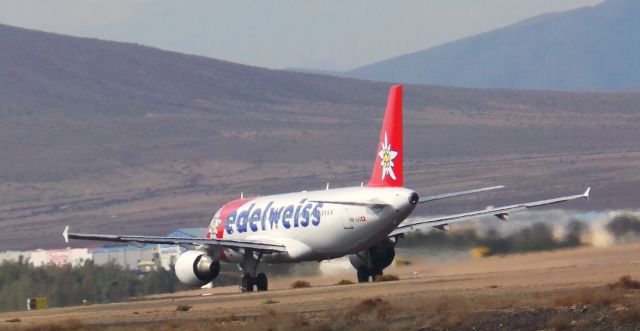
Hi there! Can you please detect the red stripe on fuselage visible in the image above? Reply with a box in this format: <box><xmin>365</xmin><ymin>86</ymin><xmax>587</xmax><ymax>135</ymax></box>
<box><xmin>215</xmin><ymin>198</ymin><xmax>255</xmax><ymax>239</ymax></box>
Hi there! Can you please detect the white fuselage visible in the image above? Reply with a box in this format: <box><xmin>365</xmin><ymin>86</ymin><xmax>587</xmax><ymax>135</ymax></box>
<box><xmin>208</xmin><ymin>186</ymin><xmax>417</xmax><ymax>263</ymax></box>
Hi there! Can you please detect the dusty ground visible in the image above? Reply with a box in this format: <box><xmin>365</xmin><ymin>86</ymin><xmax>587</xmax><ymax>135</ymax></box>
<box><xmin>3</xmin><ymin>243</ymin><xmax>640</xmax><ymax>330</ymax></box>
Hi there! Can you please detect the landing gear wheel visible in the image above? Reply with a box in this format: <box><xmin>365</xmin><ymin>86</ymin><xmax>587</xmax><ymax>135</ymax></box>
<box><xmin>357</xmin><ymin>266</ymin><xmax>370</xmax><ymax>283</ymax></box>
<box><xmin>240</xmin><ymin>273</ymin><xmax>254</xmax><ymax>292</ymax></box>
<box><xmin>256</xmin><ymin>273</ymin><xmax>268</xmax><ymax>291</ymax></box>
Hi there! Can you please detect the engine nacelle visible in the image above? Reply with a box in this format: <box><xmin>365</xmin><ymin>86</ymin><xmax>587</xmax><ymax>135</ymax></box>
<box><xmin>348</xmin><ymin>238</ymin><xmax>396</xmax><ymax>274</ymax></box>
<box><xmin>175</xmin><ymin>250</ymin><xmax>220</xmax><ymax>287</ymax></box>
<box><xmin>348</xmin><ymin>253</ymin><xmax>367</xmax><ymax>269</ymax></box>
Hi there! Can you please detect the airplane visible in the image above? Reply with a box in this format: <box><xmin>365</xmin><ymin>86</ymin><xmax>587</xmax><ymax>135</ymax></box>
<box><xmin>63</xmin><ymin>85</ymin><xmax>590</xmax><ymax>292</ymax></box>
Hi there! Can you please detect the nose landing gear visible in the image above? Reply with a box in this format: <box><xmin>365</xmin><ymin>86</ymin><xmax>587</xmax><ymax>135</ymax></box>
<box><xmin>239</xmin><ymin>251</ymin><xmax>268</xmax><ymax>292</ymax></box>
<box><xmin>240</xmin><ymin>272</ymin><xmax>268</xmax><ymax>292</ymax></box>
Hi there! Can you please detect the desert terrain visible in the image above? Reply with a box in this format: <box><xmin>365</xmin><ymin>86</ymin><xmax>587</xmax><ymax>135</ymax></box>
<box><xmin>3</xmin><ymin>243</ymin><xmax>640</xmax><ymax>330</ymax></box>
<box><xmin>1</xmin><ymin>24</ymin><xmax>640</xmax><ymax>250</ymax></box>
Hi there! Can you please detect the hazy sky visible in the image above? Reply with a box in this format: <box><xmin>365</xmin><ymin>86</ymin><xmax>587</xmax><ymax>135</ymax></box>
<box><xmin>0</xmin><ymin>0</ymin><xmax>603</xmax><ymax>70</ymax></box>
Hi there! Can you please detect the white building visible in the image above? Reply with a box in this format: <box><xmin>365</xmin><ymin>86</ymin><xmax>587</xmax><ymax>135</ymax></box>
<box><xmin>29</xmin><ymin>248</ymin><xmax>92</xmax><ymax>267</ymax></box>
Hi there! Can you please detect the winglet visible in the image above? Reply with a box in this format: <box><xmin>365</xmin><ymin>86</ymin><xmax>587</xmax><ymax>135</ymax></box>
<box><xmin>63</xmin><ymin>226</ymin><xmax>69</xmax><ymax>243</ymax></box>
<box><xmin>583</xmin><ymin>187</ymin><xmax>591</xmax><ymax>200</ymax></box>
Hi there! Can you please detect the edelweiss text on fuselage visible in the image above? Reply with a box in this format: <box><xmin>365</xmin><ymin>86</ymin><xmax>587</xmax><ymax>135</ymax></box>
<box><xmin>223</xmin><ymin>200</ymin><xmax>324</xmax><ymax>234</ymax></box>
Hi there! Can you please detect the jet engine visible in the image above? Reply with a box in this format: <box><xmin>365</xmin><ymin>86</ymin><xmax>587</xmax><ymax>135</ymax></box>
<box><xmin>348</xmin><ymin>238</ymin><xmax>395</xmax><ymax>282</ymax></box>
<box><xmin>174</xmin><ymin>250</ymin><xmax>220</xmax><ymax>287</ymax></box>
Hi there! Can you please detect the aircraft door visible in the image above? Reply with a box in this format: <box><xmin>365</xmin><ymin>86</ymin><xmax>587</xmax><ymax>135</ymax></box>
<box><xmin>342</xmin><ymin>206</ymin><xmax>354</xmax><ymax>229</ymax></box>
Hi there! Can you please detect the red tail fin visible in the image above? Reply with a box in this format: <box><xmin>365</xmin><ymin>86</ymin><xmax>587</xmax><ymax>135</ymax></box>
<box><xmin>367</xmin><ymin>85</ymin><xmax>403</xmax><ymax>188</ymax></box>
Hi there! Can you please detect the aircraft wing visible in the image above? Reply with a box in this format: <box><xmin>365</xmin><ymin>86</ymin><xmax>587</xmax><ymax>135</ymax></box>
<box><xmin>419</xmin><ymin>185</ymin><xmax>504</xmax><ymax>203</ymax></box>
<box><xmin>390</xmin><ymin>187</ymin><xmax>590</xmax><ymax>237</ymax></box>
<box><xmin>62</xmin><ymin>226</ymin><xmax>287</xmax><ymax>253</ymax></box>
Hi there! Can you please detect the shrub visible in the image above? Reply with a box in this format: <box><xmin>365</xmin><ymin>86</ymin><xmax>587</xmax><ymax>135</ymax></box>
<box><xmin>395</xmin><ymin>259</ymin><xmax>412</xmax><ymax>266</ymax></box>
<box><xmin>336</xmin><ymin>279</ymin><xmax>354</xmax><ymax>285</ymax></box>
<box><xmin>176</xmin><ymin>304</ymin><xmax>192</xmax><ymax>311</ymax></box>
<box><xmin>608</xmin><ymin>275</ymin><xmax>640</xmax><ymax>290</ymax></box>
<box><xmin>291</xmin><ymin>280</ymin><xmax>311</xmax><ymax>289</ymax></box>
<box><xmin>606</xmin><ymin>214</ymin><xmax>640</xmax><ymax>240</ymax></box>
<box><xmin>373</xmin><ymin>274</ymin><xmax>399</xmax><ymax>282</ymax></box>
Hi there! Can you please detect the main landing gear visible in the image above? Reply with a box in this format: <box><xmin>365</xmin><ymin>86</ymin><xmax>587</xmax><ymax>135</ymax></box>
<box><xmin>239</xmin><ymin>251</ymin><xmax>268</xmax><ymax>292</ymax></box>
<box><xmin>357</xmin><ymin>266</ymin><xmax>384</xmax><ymax>283</ymax></box>
<box><xmin>350</xmin><ymin>238</ymin><xmax>396</xmax><ymax>283</ymax></box>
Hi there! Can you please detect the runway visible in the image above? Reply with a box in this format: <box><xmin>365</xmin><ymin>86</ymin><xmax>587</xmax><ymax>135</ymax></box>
<box><xmin>3</xmin><ymin>243</ymin><xmax>640</xmax><ymax>330</ymax></box>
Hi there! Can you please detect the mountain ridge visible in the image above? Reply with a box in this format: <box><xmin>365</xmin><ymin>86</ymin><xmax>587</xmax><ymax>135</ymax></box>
<box><xmin>344</xmin><ymin>0</ymin><xmax>640</xmax><ymax>91</ymax></box>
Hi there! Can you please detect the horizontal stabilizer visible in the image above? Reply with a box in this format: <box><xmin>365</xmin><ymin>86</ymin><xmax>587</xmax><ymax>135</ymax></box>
<box><xmin>308</xmin><ymin>200</ymin><xmax>389</xmax><ymax>208</ymax></box>
<box><xmin>419</xmin><ymin>185</ymin><xmax>504</xmax><ymax>203</ymax></box>
<box><xmin>391</xmin><ymin>187</ymin><xmax>591</xmax><ymax>237</ymax></box>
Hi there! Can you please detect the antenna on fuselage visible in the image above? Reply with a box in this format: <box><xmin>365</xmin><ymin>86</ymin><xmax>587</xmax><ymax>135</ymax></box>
<box><xmin>360</xmin><ymin>181</ymin><xmax>364</xmax><ymax>187</ymax></box>
<box><xmin>326</xmin><ymin>183</ymin><xmax>330</xmax><ymax>190</ymax></box>
<box><xmin>240</xmin><ymin>192</ymin><xmax>244</xmax><ymax>199</ymax></box>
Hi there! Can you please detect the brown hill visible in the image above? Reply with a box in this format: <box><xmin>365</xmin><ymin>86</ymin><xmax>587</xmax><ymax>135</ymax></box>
<box><xmin>1</xmin><ymin>24</ymin><xmax>639</xmax><ymax>250</ymax></box>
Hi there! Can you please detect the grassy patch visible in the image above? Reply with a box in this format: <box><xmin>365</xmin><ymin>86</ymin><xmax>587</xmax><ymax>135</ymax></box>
<box><xmin>263</xmin><ymin>298</ymin><xmax>279</xmax><ymax>305</ymax></box>
<box><xmin>547</xmin><ymin>313</ymin><xmax>572</xmax><ymax>330</ymax></box>
<box><xmin>421</xmin><ymin>296</ymin><xmax>474</xmax><ymax>328</ymax></box>
<box><xmin>214</xmin><ymin>314</ymin><xmax>240</xmax><ymax>324</ymax></box>
<box><xmin>343</xmin><ymin>297</ymin><xmax>396</xmax><ymax>323</ymax></box>
<box><xmin>553</xmin><ymin>287</ymin><xmax>625</xmax><ymax>308</ymax></box>
<box><xmin>614</xmin><ymin>305</ymin><xmax>640</xmax><ymax>326</ymax></box>
<box><xmin>253</xmin><ymin>309</ymin><xmax>316</xmax><ymax>331</ymax></box>
<box><xmin>22</xmin><ymin>319</ymin><xmax>85</xmax><ymax>331</ymax></box>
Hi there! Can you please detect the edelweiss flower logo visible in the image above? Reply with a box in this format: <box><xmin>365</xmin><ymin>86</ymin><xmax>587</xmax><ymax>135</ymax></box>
<box><xmin>378</xmin><ymin>132</ymin><xmax>398</xmax><ymax>180</ymax></box>
<box><xmin>210</xmin><ymin>218</ymin><xmax>221</xmax><ymax>235</ymax></box>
